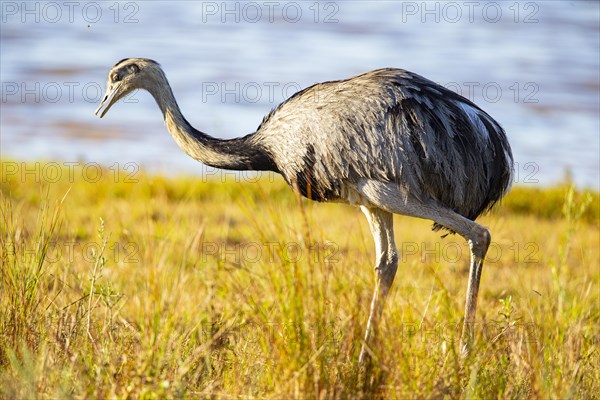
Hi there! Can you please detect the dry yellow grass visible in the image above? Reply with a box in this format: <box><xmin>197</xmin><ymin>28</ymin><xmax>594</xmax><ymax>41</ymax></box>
<box><xmin>1</xmin><ymin>161</ymin><xmax>598</xmax><ymax>398</ymax></box>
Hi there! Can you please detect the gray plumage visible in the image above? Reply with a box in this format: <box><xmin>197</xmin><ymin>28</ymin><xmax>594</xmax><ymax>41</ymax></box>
<box><xmin>96</xmin><ymin>58</ymin><xmax>513</xmax><ymax>362</ymax></box>
<box><xmin>257</xmin><ymin>68</ymin><xmax>512</xmax><ymax>226</ymax></box>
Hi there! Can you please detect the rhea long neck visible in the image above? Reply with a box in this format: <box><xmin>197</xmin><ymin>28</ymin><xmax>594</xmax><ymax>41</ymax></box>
<box><xmin>147</xmin><ymin>73</ymin><xmax>277</xmax><ymax>172</ymax></box>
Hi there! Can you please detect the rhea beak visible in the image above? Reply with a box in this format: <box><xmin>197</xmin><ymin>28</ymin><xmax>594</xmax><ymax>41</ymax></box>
<box><xmin>95</xmin><ymin>82</ymin><xmax>122</xmax><ymax>118</ymax></box>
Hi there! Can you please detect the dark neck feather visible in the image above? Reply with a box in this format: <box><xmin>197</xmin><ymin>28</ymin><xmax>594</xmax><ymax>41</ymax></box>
<box><xmin>149</xmin><ymin>74</ymin><xmax>278</xmax><ymax>172</ymax></box>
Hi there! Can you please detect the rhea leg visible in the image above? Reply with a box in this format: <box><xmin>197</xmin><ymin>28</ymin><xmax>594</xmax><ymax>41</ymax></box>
<box><xmin>358</xmin><ymin>206</ymin><xmax>398</xmax><ymax>364</ymax></box>
<box><xmin>460</xmin><ymin>227</ymin><xmax>490</xmax><ymax>352</ymax></box>
<box><xmin>356</xmin><ymin>180</ymin><xmax>491</xmax><ymax>354</ymax></box>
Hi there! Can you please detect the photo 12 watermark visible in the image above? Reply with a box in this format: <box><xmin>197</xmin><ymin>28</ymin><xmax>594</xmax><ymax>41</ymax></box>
<box><xmin>4</xmin><ymin>239</ymin><xmax>140</xmax><ymax>265</ymax></box>
<box><xmin>200</xmin><ymin>164</ymin><xmax>278</xmax><ymax>183</ymax></box>
<box><xmin>1</xmin><ymin>161</ymin><xmax>140</xmax><ymax>184</ymax></box>
<box><xmin>201</xmin><ymin>240</ymin><xmax>340</xmax><ymax>265</ymax></box>
<box><xmin>398</xmin><ymin>320</ymin><xmax>539</xmax><ymax>345</ymax></box>
<box><xmin>1</xmin><ymin>81</ymin><xmax>139</xmax><ymax>105</ymax></box>
<box><xmin>201</xmin><ymin>81</ymin><xmax>303</xmax><ymax>104</ymax></box>
<box><xmin>442</xmin><ymin>81</ymin><xmax>539</xmax><ymax>104</ymax></box>
<box><xmin>512</xmin><ymin>161</ymin><xmax>540</xmax><ymax>184</ymax></box>
<box><xmin>1</xmin><ymin>1</ymin><xmax>141</xmax><ymax>24</ymax></box>
<box><xmin>399</xmin><ymin>1</ymin><xmax>540</xmax><ymax>24</ymax></box>
<box><xmin>399</xmin><ymin>240</ymin><xmax>540</xmax><ymax>265</ymax></box>
<box><xmin>199</xmin><ymin>1</ymin><xmax>340</xmax><ymax>24</ymax></box>
<box><xmin>194</xmin><ymin>320</ymin><xmax>344</xmax><ymax>347</ymax></box>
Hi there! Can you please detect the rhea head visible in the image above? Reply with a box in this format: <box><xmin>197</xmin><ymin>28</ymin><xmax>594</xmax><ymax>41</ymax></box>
<box><xmin>95</xmin><ymin>58</ymin><xmax>165</xmax><ymax>118</ymax></box>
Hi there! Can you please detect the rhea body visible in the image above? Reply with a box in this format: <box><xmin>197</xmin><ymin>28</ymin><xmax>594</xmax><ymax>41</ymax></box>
<box><xmin>96</xmin><ymin>58</ymin><xmax>513</xmax><ymax>361</ymax></box>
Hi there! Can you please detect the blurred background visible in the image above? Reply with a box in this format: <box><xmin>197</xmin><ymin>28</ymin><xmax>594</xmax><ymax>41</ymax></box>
<box><xmin>1</xmin><ymin>1</ymin><xmax>598</xmax><ymax>188</ymax></box>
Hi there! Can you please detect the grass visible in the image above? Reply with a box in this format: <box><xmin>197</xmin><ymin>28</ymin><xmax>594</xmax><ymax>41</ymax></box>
<box><xmin>0</xmin><ymin>161</ymin><xmax>598</xmax><ymax>399</ymax></box>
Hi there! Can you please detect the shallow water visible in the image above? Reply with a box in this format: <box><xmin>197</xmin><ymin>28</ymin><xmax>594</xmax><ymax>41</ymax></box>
<box><xmin>1</xmin><ymin>1</ymin><xmax>598</xmax><ymax>189</ymax></box>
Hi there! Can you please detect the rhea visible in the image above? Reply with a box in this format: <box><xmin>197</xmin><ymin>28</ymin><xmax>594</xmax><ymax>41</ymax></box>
<box><xmin>96</xmin><ymin>58</ymin><xmax>513</xmax><ymax>361</ymax></box>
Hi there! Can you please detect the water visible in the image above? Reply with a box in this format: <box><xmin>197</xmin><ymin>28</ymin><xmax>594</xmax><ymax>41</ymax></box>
<box><xmin>1</xmin><ymin>1</ymin><xmax>598</xmax><ymax>189</ymax></box>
